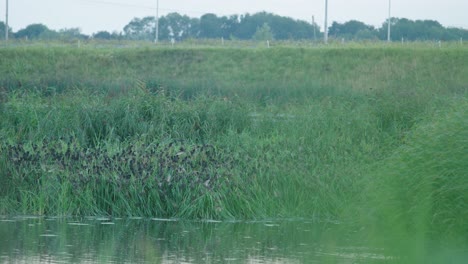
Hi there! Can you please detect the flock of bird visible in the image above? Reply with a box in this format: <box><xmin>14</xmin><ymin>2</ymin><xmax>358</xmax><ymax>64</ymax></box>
<box><xmin>1</xmin><ymin>137</ymin><xmax>236</xmax><ymax>195</ymax></box>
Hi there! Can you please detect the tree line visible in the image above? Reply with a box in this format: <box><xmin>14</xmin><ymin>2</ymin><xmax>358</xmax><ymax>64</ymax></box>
<box><xmin>1</xmin><ymin>12</ymin><xmax>467</xmax><ymax>42</ymax></box>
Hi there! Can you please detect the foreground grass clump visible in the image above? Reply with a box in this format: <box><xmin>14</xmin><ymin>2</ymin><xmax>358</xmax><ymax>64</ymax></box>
<box><xmin>356</xmin><ymin>98</ymin><xmax>468</xmax><ymax>236</ymax></box>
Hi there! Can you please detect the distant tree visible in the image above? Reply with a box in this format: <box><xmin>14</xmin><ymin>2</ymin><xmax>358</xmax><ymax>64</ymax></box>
<box><xmin>268</xmin><ymin>14</ymin><xmax>312</xmax><ymax>39</ymax></box>
<box><xmin>199</xmin><ymin>13</ymin><xmax>224</xmax><ymax>38</ymax></box>
<box><xmin>121</xmin><ymin>14</ymin><xmax>468</xmax><ymax>43</ymax></box>
<box><xmin>39</xmin><ymin>30</ymin><xmax>59</xmax><ymax>40</ymax></box>
<box><xmin>224</xmin><ymin>15</ymin><xmax>240</xmax><ymax>39</ymax></box>
<box><xmin>122</xmin><ymin>12</ymin><xmax>318</xmax><ymax>41</ymax></box>
<box><xmin>93</xmin><ymin>31</ymin><xmax>112</xmax><ymax>40</ymax></box>
<box><xmin>187</xmin><ymin>18</ymin><xmax>201</xmax><ymax>38</ymax></box>
<box><xmin>58</xmin><ymin>28</ymin><xmax>88</xmax><ymax>40</ymax></box>
<box><xmin>164</xmin><ymin>12</ymin><xmax>197</xmax><ymax>41</ymax></box>
<box><xmin>0</xmin><ymin>21</ymin><xmax>13</xmax><ymax>40</ymax></box>
<box><xmin>231</xmin><ymin>13</ymin><xmax>256</xmax><ymax>39</ymax></box>
<box><xmin>94</xmin><ymin>31</ymin><xmax>122</xmax><ymax>40</ymax></box>
<box><xmin>123</xmin><ymin>14</ymin><xmax>198</xmax><ymax>41</ymax></box>
<box><xmin>15</xmin><ymin>23</ymin><xmax>51</xmax><ymax>39</ymax></box>
<box><xmin>123</xmin><ymin>17</ymin><xmax>157</xmax><ymax>40</ymax></box>
<box><xmin>446</xmin><ymin>27</ymin><xmax>468</xmax><ymax>40</ymax></box>
<box><xmin>155</xmin><ymin>16</ymin><xmax>171</xmax><ymax>41</ymax></box>
<box><xmin>233</xmin><ymin>12</ymin><xmax>314</xmax><ymax>40</ymax></box>
<box><xmin>329</xmin><ymin>20</ymin><xmax>377</xmax><ymax>40</ymax></box>
<box><xmin>355</xmin><ymin>29</ymin><xmax>378</xmax><ymax>40</ymax></box>
<box><xmin>378</xmin><ymin>18</ymin><xmax>460</xmax><ymax>41</ymax></box>
<box><xmin>311</xmin><ymin>21</ymin><xmax>322</xmax><ymax>40</ymax></box>
<box><xmin>252</xmin><ymin>23</ymin><xmax>274</xmax><ymax>41</ymax></box>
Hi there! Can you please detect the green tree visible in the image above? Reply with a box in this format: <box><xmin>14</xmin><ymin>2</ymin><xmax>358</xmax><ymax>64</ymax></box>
<box><xmin>446</xmin><ymin>27</ymin><xmax>468</xmax><ymax>40</ymax></box>
<box><xmin>355</xmin><ymin>29</ymin><xmax>378</xmax><ymax>40</ymax></box>
<box><xmin>93</xmin><ymin>31</ymin><xmax>112</xmax><ymax>40</ymax></box>
<box><xmin>57</xmin><ymin>28</ymin><xmax>88</xmax><ymax>40</ymax></box>
<box><xmin>123</xmin><ymin>17</ymin><xmax>157</xmax><ymax>40</ymax></box>
<box><xmin>378</xmin><ymin>18</ymin><xmax>462</xmax><ymax>41</ymax></box>
<box><xmin>329</xmin><ymin>20</ymin><xmax>377</xmax><ymax>40</ymax></box>
<box><xmin>15</xmin><ymin>24</ymin><xmax>51</xmax><ymax>39</ymax></box>
<box><xmin>164</xmin><ymin>12</ymin><xmax>197</xmax><ymax>40</ymax></box>
<box><xmin>231</xmin><ymin>13</ymin><xmax>256</xmax><ymax>39</ymax></box>
<box><xmin>0</xmin><ymin>21</ymin><xmax>13</xmax><ymax>40</ymax></box>
<box><xmin>233</xmin><ymin>12</ymin><xmax>313</xmax><ymax>40</ymax></box>
<box><xmin>122</xmin><ymin>12</ymin><xmax>317</xmax><ymax>41</ymax></box>
<box><xmin>123</xmin><ymin>14</ymin><xmax>197</xmax><ymax>41</ymax></box>
<box><xmin>187</xmin><ymin>18</ymin><xmax>201</xmax><ymax>38</ymax></box>
<box><xmin>199</xmin><ymin>13</ymin><xmax>224</xmax><ymax>38</ymax></box>
<box><xmin>252</xmin><ymin>22</ymin><xmax>274</xmax><ymax>41</ymax></box>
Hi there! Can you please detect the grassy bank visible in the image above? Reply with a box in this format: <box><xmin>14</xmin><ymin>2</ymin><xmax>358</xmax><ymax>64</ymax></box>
<box><xmin>355</xmin><ymin>98</ymin><xmax>468</xmax><ymax>233</ymax></box>
<box><xmin>1</xmin><ymin>45</ymin><xmax>467</xmax><ymax>99</ymax></box>
<box><xmin>0</xmin><ymin>46</ymin><xmax>467</xmax><ymax>235</ymax></box>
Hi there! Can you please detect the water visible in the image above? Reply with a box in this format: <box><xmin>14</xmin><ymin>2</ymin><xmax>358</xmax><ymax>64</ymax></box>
<box><xmin>0</xmin><ymin>216</ymin><xmax>465</xmax><ymax>263</ymax></box>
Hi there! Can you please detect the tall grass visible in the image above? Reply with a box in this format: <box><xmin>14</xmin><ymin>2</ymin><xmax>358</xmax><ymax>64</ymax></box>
<box><xmin>354</xmin><ymin>98</ymin><xmax>468</xmax><ymax>234</ymax></box>
<box><xmin>0</xmin><ymin>87</ymin><xmax>380</xmax><ymax>218</ymax></box>
<box><xmin>0</xmin><ymin>46</ymin><xmax>466</xmax><ymax>231</ymax></box>
<box><xmin>1</xmin><ymin>46</ymin><xmax>466</xmax><ymax>100</ymax></box>
<box><xmin>0</xmin><ymin>89</ymin><xmax>254</xmax><ymax>218</ymax></box>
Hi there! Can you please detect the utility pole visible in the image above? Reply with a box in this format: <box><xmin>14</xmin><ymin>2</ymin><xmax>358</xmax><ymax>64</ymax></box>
<box><xmin>387</xmin><ymin>0</ymin><xmax>391</xmax><ymax>42</ymax></box>
<box><xmin>312</xmin><ymin>15</ymin><xmax>316</xmax><ymax>41</ymax></box>
<box><xmin>5</xmin><ymin>0</ymin><xmax>9</xmax><ymax>41</ymax></box>
<box><xmin>154</xmin><ymin>0</ymin><xmax>159</xmax><ymax>43</ymax></box>
<box><xmin>324</xmin><ymin>0</ymin><xmax>328</xmax><ymax>44</ymax></box>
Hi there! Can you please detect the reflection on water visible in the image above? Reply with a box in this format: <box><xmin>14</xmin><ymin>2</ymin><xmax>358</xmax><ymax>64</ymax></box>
<box><xmin>0</xmin><ymin>216</ymin><xmax>465</xmax><ymax>263</ymax></box>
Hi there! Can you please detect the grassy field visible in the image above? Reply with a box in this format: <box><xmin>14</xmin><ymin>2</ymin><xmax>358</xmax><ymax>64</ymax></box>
<box><xmin>0</xmin><ymin>44</ymin><xmax>467</xmax><ymax>237</ymax></box>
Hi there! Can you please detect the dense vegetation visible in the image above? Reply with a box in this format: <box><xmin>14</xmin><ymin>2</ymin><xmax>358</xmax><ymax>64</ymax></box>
<box><xmin>0</xmin><ymin>46</ymin><xmax>467</xmax><ymax>242</ymax></box>
<box><xmin>2</xmin><ymin>12</ymin><xmax>468</xmax><ymax>42</ymax></box>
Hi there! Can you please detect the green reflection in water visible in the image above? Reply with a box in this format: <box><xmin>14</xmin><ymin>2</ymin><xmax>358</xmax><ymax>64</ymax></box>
<box><xmin>0</xmin><ymin>216</ymin><xmax>466</xmax><ymax>263</ymax></box>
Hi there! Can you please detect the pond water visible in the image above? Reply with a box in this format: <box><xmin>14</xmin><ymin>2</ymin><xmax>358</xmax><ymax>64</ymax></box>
<box><xmin>0</xmin><ymin>216</ymin><xmax>466</xmax><ymax>263</ymax></box>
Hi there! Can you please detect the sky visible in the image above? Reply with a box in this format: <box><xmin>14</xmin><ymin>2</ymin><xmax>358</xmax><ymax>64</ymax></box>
<box><xmin>2</xmin><ymin>0</ymin><xmax>468</xmax><ymax>35</ymax></box>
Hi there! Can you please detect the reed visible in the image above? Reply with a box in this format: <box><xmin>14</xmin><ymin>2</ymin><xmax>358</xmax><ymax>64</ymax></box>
<box><xmin>0</xmin><ymin>45</ymin><xmax>466</xmax><ymax>237</ymax></box>
<box><xmin>355</xmin><ymin>98</ymin><xmax>468</xmax><ymax>235</ymax></box>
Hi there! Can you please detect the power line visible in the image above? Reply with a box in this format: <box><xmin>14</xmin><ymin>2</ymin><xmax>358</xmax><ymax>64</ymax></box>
<box><xmin>77</xmin><ymin>0</ymin><xmax>219</xmax><ymax>15</ymax></box>
<box><xmin>78</xmin><ymin>0</ymin><xmax>155</xmax><ymax>10</ymax></box>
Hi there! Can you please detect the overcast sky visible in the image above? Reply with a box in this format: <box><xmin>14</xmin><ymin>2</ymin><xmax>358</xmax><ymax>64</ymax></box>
<box><xmin>2</xmin><ymin>0</ymin><xmax>468</xmax><ymax>34</ymax></box>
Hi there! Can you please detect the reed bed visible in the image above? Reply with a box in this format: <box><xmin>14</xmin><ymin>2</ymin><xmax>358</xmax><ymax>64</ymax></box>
<box><xmin>0</xmin><ymin>46</ymin><xmax>466</xmax><ymax>239</ymax></box>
